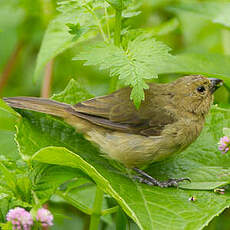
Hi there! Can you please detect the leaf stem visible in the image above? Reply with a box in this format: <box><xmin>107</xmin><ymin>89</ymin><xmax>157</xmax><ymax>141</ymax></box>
<box><xmin>116</xmin><ymin>207</ymin><xmax>127</xmax><ymax>230</ymax></box>
<box><xmin>101</xmin><ymin>206</ymin><xmax>119</xmax><ymax>216</ymax></box>
<box><xmin>110</xmin><ymin>3</ymin><xmax>123</xmax><ymax>91</ymax></box>
<box><xmin>39</xmin><ymin>0</ymin><xmax>54</xmax><ymax>26</ymax></box>
<box><xmin>89</xmin><ymin>186</ymin><xmax>104</xmax><ymax>230</ymax></box>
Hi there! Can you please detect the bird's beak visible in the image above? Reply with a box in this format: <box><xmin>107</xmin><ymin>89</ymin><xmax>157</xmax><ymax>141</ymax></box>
<box><xmin>208</xmin><ymin>78</ymin><xmax>223</xmax><ymax>94</ymax></box>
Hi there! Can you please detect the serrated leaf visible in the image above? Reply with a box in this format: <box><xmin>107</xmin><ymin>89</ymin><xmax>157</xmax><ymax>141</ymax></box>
<box><xmin>13</xmin><ymin>79</ymin><xmax>230</xmax><ymax>230</ymax></box>
<box><xmin>74</xmin><ymin>35</ymin><xmax>173</xmax><ymax>107</ymax></box>
<box><xmin>169</xmin><ymin>2</ymin><xmax>230</xmax><ymax>28</ymax></box>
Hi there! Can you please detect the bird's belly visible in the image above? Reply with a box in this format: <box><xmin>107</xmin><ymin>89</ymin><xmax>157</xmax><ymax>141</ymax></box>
<box><xmin>85</xmin><ymin>129</ymin><xmax>177</xmax><ymax>168</ymax></box>
<box><xmin>65</xmin><ymin>115</ymin><xmax>203</xmax><ymax>168</ymax></box>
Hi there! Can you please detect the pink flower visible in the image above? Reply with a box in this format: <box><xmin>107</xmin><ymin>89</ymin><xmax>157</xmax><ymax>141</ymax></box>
<box><xmin>36</xmin><ymin>208</ymin><xmax>53</xmax><ymax>227</ymax></box>
<box><xmin>218</xmin><ymin>136</ymin><xmax>230</xmax><ymax>154</ymax></box>
<box><xmin>6</xmin><ymin>207</ymin><xmax>33</xmax><ymax>230</ymax></box>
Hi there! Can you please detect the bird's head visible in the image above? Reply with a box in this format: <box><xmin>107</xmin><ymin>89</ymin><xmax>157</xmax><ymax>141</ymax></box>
<box><xmin>171</xmin><ymin>75</ymin><xmax>223</xmax><ymax>116</ymax></box>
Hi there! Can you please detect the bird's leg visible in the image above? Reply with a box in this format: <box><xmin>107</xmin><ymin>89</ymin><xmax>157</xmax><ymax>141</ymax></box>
<box><xmin>133</xmin><ymin>167</ymin><xmax>191</xmax><ymax>188</ymax></box>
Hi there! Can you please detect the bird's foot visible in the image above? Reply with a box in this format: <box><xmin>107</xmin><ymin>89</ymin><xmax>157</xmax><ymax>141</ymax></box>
<box><xmin>133</xmin><ymin>167</ymin><xmax>191</xmax><ymax>188</ymax></box>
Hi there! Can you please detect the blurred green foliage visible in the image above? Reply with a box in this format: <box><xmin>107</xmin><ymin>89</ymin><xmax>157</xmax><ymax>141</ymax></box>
<box><xmin>1</xmin><ymin>0</ymin><xmax>230</xmax><ymax>229</ymax></box>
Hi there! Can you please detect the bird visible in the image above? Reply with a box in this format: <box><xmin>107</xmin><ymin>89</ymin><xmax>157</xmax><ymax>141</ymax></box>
<box><xmin>3</xmin><ymin>75</ymin><xmax>223</xmax><ymax>187</ymax></box>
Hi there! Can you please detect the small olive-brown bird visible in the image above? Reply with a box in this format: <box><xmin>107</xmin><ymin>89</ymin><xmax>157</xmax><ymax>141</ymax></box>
<box><xmin>4</xmin><ymin>75</ymin><xmax>223</xmax><ymax>187</ymax></box>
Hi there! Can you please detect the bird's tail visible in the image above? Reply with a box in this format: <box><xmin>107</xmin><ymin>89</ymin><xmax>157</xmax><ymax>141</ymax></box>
<box><xmin>3</xmin><ymin>97</ymin><xmax>71</xmax><ymax>118</ymax></box>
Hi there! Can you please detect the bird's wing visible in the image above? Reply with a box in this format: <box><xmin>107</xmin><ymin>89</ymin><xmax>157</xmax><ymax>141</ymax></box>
<box><xmin>71</xmin><ymin>87</ymin><xmax>176</xmax><ymax>136</ymax></box>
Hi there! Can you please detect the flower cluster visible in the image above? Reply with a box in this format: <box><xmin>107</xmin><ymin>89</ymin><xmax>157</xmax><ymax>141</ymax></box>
<box><xmin>6</xmin><ymin>207</ymin><xmax>53</xmax><ymax>230</ymax></box>
<box><xmin>6</xmin><ymin>207</ymin><xmax>33</xmax><ymax>230</ymax></box>
<box><xmin>36</xmin><ymin>208</ymin><xmax>53</xmax><ymax>227</ymax></box>
<box><xmin>218</xmin><ymin>136</ymin><xmax>230</xmax><ymax>154</ymax></box>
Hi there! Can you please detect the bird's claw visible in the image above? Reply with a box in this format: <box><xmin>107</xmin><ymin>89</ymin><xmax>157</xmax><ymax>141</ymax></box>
<box><xmin>157</xmin><ymin>178</ymin><xmax>191</xmax><ymax>188</ymax></box>
<box><xmin>133</xmin><ymin>167</ymin><xmax>191</xmax><ymax>188</ymax></box>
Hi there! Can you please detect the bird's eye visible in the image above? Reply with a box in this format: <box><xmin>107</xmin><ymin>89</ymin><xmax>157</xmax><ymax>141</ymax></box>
<box><xmin>197</xmin><ymin>86</ymin><xmax>206</xmax><ymax>93</ymax></box>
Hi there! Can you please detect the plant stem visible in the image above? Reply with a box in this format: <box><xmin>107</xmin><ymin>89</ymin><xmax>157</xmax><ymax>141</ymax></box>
<box><xmin>41</xmin><ymin>60</ymin><xmax>54</xmax><ymax>98</ymax></box>
<box><xmin>110</xmin><ymin>3</ymin><xmax>122</xmax><ymax>91</ymax></box>
<box><xmin>89</xmin><ymin>187</ymin><xmax>104</xmax><ymax>230</ymax></box>
<box><xmin>39</xmin><ymin>0</ymin><xmax>54</xmax><ymax>26</ymax></box>
<box><xmin>0</xmin><ymin>41</ymin><xmax>23</xmax><ymax>94</ymax></box>
<box><xmin>114</xmin><ymin>7</ymin><xmax>122</xmax><ymax>47</ymax></box>
<box><xmin>104</xmin><ymin>2</ymin><xmax>111</xmax><ymax>41</ymax></box>
<box><xmin>116</xmin><ymin>207</ymin><xmax>127</xmax><ymax>230</ymax></box>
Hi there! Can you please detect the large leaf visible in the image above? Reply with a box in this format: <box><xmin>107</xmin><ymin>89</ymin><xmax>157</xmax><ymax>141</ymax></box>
<box><xmin>0</xmin><ymin>99</ymin><xmax>19</xmax><ymax>117</ymax></box>
<box><xmin>34</xmin><ymin>4</ymin><xmax>98</xmax><ymax>81</ymax></box>
<box><xmin>169</xmin><ymin>2</ymin><xmax>230</xmax><ymax>28</ymax></box>
<box><xmin>12</xmin><ymin>79</ymin><xmax>230</xmax><ymax>230</ymax></box>
<box><xmin>31</xmin><ymin>164</ymin><xmax>86</xmax><ymax>204</ymax></box>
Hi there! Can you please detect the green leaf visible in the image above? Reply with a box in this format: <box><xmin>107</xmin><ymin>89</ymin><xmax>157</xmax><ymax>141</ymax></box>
<box><xmin>13</xmin><ymin>80</ymin><xmax>230</xmax><ymax>230</ymax></box>
<box><xmin>169</xmin><ymin>2</ymin><xmax>230</xmax><ymax>28</ymax></box>
<box><xmin>0</xmin><ymin>222</ymin><xmax>12</xmax><ymax>230</ymax></box>
<box><xmin>34</xmin><ymin>7</ymin><xmax>97</xmax><ymax>81</ymax></box>
<box><xmin>116</xmin><ymin>207</ymin><xmax>128</xmax><ymax>230</ymax></box>
<box><xmin>0</xmin><ymin>99</ymin><xmax>20</xmax><ymax>131</ymax></box>
<box><xmin>151</xmin><ymin>18</ymin><xmax>179</xmax><ymax>36</ymax></box>
<box><xmin>0</xmin><ymin>162</ymin><xmax>17</xmax><ymax>193</ymax></box>
<box><xmin>0</xmin><ymin>193</ymin><xmax>8</xmax><ymax>200</ymax></box>
<box><xmin>0</xmin><ymin>195</ymin><xmax>9</xmax><ymax>222</ymax></box>
<box><xmin>106</xmin><ymin>0</ymin><xmax>137</xmax><ymax>11</ymax></box>
<box><xmin>156</xmin><ymin>52</ymin><xmax>230</xmax><ymax>84</ymax></box>
<box><xmin>0</xmin><ymin>99</ymin><xmax>19</xmax><ymax>117</ymax></box>
<box><xmin>33</xmin><ymin>17</ymin><xmax>77</xmax><ymax>81</ymax></box>
<box><xmin>74</xmin><ymin>35</ymin><xmax>173</xmax><ymax>107</ymax></box>
<box><xmin>32</xmin><ymin>164</ymin><xmax>85</xmax><ymax>204</ymax></box>
<box><xmin>66</xmin><ymin>23</ymin><xmax>89</xmax><ymax>41</ymax></box>
<box><xmin>57</xmin><ymin>179</ymin><xmax>114</xmax><ymax>225</ymax></box>
<box><xmin>51</xmin><ymin>78</ymin><xmax>93</xmax><ymax>104</ymax></box>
